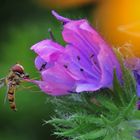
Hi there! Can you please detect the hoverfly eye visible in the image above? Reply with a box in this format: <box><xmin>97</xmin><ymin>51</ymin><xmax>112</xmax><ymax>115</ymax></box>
<box><xmin>11</xmin><ymin>64</ymin><xmax>24</xmax><ymax>74</ymax></box>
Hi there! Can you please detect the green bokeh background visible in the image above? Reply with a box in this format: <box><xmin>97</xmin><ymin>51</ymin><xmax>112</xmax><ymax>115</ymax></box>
<box><xmin>0</xmin><ymin>0</ymin><xmax>92</xmax><ymax>139</ymax></box>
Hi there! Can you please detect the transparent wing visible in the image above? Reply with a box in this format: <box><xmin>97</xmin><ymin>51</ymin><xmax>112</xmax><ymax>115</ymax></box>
<box><xmin>0</xmin><ymin>78</ymin><xmax>5</xmax><ymax>89</ymax></box>
<box><xmin>4</xmin><ymin>83</ymin><xmax>9</xmax><ymax>104</ymax></box>
<box><xmin>0</xmin><ymin>77</ymin><xmax>7</xmax><ymax>104</ymax></box>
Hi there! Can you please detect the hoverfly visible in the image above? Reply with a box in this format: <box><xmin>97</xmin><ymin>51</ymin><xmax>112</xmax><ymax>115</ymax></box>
<box><xmin>0</xmin><ymin>64</ymin><xmax>29</xmax><ymax>111</ymax></box>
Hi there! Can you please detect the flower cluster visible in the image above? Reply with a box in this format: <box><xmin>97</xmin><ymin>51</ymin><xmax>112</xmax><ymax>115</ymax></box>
<box><xmin>31</xmin><ymin>11</ymin><xmax>121</xmax><ymax>96</ymax></box>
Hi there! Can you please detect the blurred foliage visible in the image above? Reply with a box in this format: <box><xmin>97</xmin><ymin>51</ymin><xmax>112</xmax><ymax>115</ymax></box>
<box><xmin>0</xmin><ymin>0</ymin><xmax>92</xmax><ymax>140</ymax></box>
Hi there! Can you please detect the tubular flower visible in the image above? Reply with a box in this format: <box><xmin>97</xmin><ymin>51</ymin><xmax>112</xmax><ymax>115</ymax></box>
<box><xmin>125</xmin><ymin>57</ymin><xmax>140</xmax><ymax>97</ymax></box>
<box><xmin>31</xmin><ymin>11</ymin><xmax>121</xmax><ymax>96</ymax></box>
<box><xmin>137</xmin><ymin>100</ymin><xmax>140</xmax><ymax>110</ymax></box>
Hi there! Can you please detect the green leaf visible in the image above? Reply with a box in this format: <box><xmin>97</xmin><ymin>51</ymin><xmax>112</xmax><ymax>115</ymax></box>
<box><xmin>113</xmin><ymin>69</ymin><xmax>126</xmax><ymax>106</ymax></box>
<box><xmin>76</xmin><ymin>129</ymin><xmax>106</xmax><ymax>140</ymax></box>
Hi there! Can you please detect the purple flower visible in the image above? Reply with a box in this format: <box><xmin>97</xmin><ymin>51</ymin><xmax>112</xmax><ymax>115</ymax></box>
<box><xmin>125</xmin><ymin>57</ymin><xmax>140</xmax><ymax>97</ymax></box>
<box><xmin>31</xmin><ymin>11</ymin><xmax>121</xmax><ymax>96</ymax></box>
<box><xmin>137</xmin><ymin>100</ymin><xmax>140</xmax><ymax>110</ymax></box>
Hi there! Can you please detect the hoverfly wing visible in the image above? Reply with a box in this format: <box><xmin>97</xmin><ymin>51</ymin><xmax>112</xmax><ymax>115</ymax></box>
<box><xmin>0</xmin><ymin>78</ymin><xmax>6</xmax><ymax>89</ymax></box>
<box><xmin>0</xmin><ymin>78</ymin><xmax>8</xmax><ymax>104</ymax></box>
<box><xmin>4</xmin><ymin>84</ymin><xmax>9</xmax><ymax>104</ymax></box>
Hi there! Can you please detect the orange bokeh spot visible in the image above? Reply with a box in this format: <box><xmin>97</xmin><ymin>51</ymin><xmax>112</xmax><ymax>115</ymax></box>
<box><xmin>95</xmin><ymin>0</ymin><xmax>140</xmax><ymax>57</ymax></box>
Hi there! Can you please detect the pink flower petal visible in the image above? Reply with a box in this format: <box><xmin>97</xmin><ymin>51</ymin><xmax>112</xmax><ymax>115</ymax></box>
<box><xmin>36</xmin><ymin>63</ymin><xmax>76</xmax><ymax>95</ymax></box>
<box><xmin>31</xmin><ymin>39</ymin><xmax>64</xmax><ymax>62</ymax></box>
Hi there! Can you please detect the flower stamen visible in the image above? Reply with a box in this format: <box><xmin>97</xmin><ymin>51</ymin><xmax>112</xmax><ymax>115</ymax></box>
<box><xmin>80</xmin><ymin>68</ymin><xmax>84</xmax><ymax>72</ymax></box>
<box><xmin>39</xmin><ymin>62</ymin><xmax>47</xmax><ymax>71</ymax></box>
<box><xmin>64</xmin><ymin>64</ymin><xmax>68</xmax><ymax>69</ymax></box>
<box><xmin>77</xmin><ymin>56</ymin><xmax>81</xmax><ymax>61</ymax></box>
<box><xmin>48</xmin><ymin>28</ymin><xmax>56</xmax><ymax>41</ymax></box>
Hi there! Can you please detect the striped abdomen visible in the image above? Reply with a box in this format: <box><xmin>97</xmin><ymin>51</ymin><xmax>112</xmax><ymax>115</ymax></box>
<box><xmin>8</xmin><ymin>84</ymin><xmax>17</xmax><ymax>111</ymax></box>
